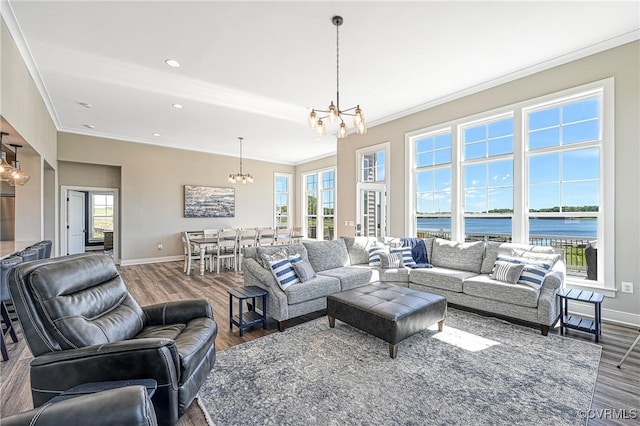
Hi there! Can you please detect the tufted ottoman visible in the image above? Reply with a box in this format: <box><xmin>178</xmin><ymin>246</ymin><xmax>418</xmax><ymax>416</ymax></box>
<box><xmin>327</xmin><ymin>282</ymin><xmax>447</xmax><ymax>358</ymax></box>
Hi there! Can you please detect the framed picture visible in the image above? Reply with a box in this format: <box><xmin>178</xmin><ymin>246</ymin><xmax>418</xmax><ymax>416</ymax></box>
<box><xmin>184</xmin><ymin>185</ymin><xmax>235</xmax><ymax>218</ymax></box>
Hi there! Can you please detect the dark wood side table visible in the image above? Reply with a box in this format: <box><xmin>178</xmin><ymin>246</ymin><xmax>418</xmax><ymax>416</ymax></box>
<box><xmin>228</xmin><ymin>286</ymin><xmax>268</xmax><ymax>336</ymax></box>
<box><xmin>558</xmin><ymin>288</ymin><xmax>604</xmax><ymax>342</ymax></box>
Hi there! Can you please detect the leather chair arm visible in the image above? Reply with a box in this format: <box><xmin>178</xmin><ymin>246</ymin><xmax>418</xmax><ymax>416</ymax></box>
<box><xmin>142</xmin><ymin>299</ymin><xmax>213</xmax><ymax>326</ymax></box>
<box><xmin>1</xmin><ymin>385</ymin><xmax>157</xmax><ymax>426</ymax></box>
<box><xmin>29</xmin><ymin>338</ymin><xmax>180</xmax><ymax>407</ymax></box>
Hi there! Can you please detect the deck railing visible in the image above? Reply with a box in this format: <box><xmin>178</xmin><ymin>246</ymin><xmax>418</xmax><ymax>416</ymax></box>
<box><xmin>416</xmin><ymin>230</ymin><xmax>596</xmax><ymax>279</ymax></box>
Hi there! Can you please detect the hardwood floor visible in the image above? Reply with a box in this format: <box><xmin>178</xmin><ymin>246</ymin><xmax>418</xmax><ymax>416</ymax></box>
<box><xmin>1</xmin><ymin>260</ymin><xmax>639</xmax><ymax>425</ymax></box>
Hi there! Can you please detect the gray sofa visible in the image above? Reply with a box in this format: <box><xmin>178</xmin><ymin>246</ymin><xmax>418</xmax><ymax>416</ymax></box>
<box><xmin>242</xmin><ymin>236</ymin><xmax>565</xmax><ymax>334</ymax></box>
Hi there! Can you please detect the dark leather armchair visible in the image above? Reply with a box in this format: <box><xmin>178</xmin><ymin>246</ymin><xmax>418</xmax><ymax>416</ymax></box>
<box><xmin>1</xmin><ymin>385</ymin><xmax>157</xmax><ymax>426</ymax></box>
<box><xmin>8</xmin><ymin>253</ymin><xmax>217</xmax><ymax>426</ymax></box>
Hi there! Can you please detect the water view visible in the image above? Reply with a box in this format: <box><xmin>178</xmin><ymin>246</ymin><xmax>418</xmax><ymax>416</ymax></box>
<box><xmin>417</xmin><ymin>217</ymin><xmax>596</xmax><ymax>238</ymax></box>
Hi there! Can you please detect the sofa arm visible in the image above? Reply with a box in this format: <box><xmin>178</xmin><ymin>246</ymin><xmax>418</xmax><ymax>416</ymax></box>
<box><xmin>143</xmin><ymin>299</ymin><xmax>213</xmax><ymax>326</ymax></box>
<box><xmin>243</xmin><ymin>258</ymin><xmax>278</xmax><ymax>287</ymax></box>
<box><xmin>29</xmin><ymin>338</ymin><xmax>180</xmax><ymax>407</ymax></box>
<box><xmin>537</xmin><ymin>270</ymin><xmax>563</xmax><ymax>326</ymax></box>
<box><xmin>1</xmin><ymin>385</ymin><xmax>157</xmax><ymax>426</ymax></box>
<box><xmin>242</xmin><ymin>258</ymin><xmax>289</xmax><ymax>321</ymax></box>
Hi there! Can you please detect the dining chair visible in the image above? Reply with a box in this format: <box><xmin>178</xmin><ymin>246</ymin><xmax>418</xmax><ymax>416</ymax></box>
<box><xmin>1</xmin><ymin>256</ymin><xmax>22</xmax><ymax>361</ymax></box>
<box><xmin>257</xmin><ymin>227</ymin><xmax>276</xmax><ymax>246</ymax></box>
<box><xmin>237</xmin><ymin>228</ymin><xmax>258</xmax><ymax>272</ymax></box>
<box><xmin>212</xmin><ymin>229</ymin><xmax>238</xmax><ymax>273</ymax></box>
<box><xmin>277</xmin><ymin>228</ymin><xmax>291</xmax><ymax>245</ymax></box>
<box><xmin>203</xmin><ymin>228</ymin><xmax>218</xmax><ymax>238</ymax></box>
<box><xmin>291</xmin><ymin>226</ymin><xmax>303</xmax><ymax>243</ymax></box>
<box><xmin>181</xmin><ymin>232</ymin><xmax>212</xmax><ymax>275</ymax></box>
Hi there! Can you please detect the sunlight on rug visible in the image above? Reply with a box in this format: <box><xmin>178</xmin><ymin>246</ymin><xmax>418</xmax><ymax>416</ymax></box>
<box><xmin>198</xmin><ymin>308</ymin><xmax>601</xmax><ymax>426</ymax></box>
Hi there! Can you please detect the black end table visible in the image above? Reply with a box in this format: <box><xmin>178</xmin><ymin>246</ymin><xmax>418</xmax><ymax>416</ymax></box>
<box><xmin>228</xmin><ymin>286</ymin><xmax>268</xmax><ymax>336</ymax></box>
<box><xmin>558</xmin><ymin>288</ymin><xmax>604</xmax><ymax>342</ymax></box>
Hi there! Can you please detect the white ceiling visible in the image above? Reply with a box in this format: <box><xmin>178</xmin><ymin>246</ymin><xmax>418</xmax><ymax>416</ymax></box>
<box><xmin>3</xmin><ymin>1</ymin><xmax>639</xmax><ymax>165</ymax></box>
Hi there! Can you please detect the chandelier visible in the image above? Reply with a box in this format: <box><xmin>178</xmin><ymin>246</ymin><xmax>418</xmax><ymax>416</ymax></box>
<box><xmin>307</xmin><ymin>16</ymin><xmax>366</xmax><ymax>139</ymax></box>
<box><xmin>0</xmin><ymin>132</ymin><xmax>30</xmax><ymax>186</ymax></box>
<box><xmin>228</xmin><ymin>137</ymin><xmax>253</xmax><ymax>184</ymax></box>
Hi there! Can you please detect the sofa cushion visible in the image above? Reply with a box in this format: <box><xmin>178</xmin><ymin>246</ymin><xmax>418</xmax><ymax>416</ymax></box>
<box><xmin>462</xmin><ymin>275</ymin><xmax>540</xmax><ymax>308</ymax></box>
<box><xmin>512</xmin><ymin>249</ymin><xmax>562</xmax><ymax>268</ymax></box>
<box><xmin>341</xmin><ymin>236</ymin><xmax>379</xmax><ymax>265</ymax></box>
<box><xmin>303</xmin><ymin>240</ymin><xmax>350</xmax><ymax>272</ymax></box>
<box><xmin>377</xmin><ymin>267</ymin><xmax>410</xmax><ymax>284</ymax></box>
<box><xmin>430</xmin><ymin>239</ymin><xmax>484</xmax><ymax>273</ymax></box>
<box><xmin>409</xmin><ymin>267</ymin><xmax>477</xmax><ymax>293</ymax></box>
<box><xmin>317</xmin><ymin>267</ymin><xmax>373</xmax><ymax>291</ymax></box>
<box><xmin>284</xmin><ymin>275</ymin><xmax>341</xmax><ymax>304</ymax></box>
<box><xmin>490</xmin><ymin>260</ymin><xmax>525</xmax><ymax>284</ymax></box>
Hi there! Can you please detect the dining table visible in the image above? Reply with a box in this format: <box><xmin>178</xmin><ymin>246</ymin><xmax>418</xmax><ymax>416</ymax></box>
<box><xmin>188</xmin><ymin>237</ymin><xmax>218</xmax><ymax>275</ymax></box>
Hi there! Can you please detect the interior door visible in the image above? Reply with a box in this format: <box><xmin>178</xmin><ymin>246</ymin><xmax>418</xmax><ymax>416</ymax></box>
<box><xmin>356</xmin><ymin>183</ymin><xmax>387</xmax><ymax>238</ymax></box>
<box><xmin>67</xmin><ymin>190</ymin><xmax>86</xmax><ymax>255</ymax></box>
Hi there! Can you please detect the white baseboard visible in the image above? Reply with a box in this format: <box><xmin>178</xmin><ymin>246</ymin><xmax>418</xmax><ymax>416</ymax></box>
<box><xmin>120</xmin><ymin>255</ymin><xmax>183</xmax><ymax>266</ymax></box>
<box><xmin>568</xmin><ymin>303</ymin><xmax>640</xmax><ymax>328</ymax></box>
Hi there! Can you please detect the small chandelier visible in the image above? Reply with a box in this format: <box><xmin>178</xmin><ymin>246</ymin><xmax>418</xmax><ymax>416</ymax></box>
<box><xmin>228</xmin><ymin>137</ymin><xmax>253</xmax><ymax>184</ymax></box>
<box><xmin>1</xmin><ymin>132</ymin><xmax>30</xmax><ymax>186</ymax></box>
<box><xmin>308</xmin><ymin>16</ymin><xmax>366</xmax><ymax>139</ymax></box>
<box><xmin>8</xmin><ymin>143</ymin><xmax>30</xmax><ymax>186</ymax></box>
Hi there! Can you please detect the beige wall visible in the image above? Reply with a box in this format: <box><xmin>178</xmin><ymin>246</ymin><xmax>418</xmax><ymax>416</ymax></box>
<box><xmin>337</xmin><ymin>41</ymin><xmax>640</xmax><ymax>321</ymax></box>
<box><xmin>58</xmin><ymin>133</ymin><xmax>295</xmax><ymax>262</ymax></box>
<box><xmin>1</xmin><ymin>19</ymin><xmax>58</xmax><ymax>246</ymax></box>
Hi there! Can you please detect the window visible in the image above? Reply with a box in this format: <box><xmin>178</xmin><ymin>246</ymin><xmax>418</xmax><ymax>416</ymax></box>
<box><xmin>415</xmin><ymin>131</ymin><xmax>452</xmax><ymax>239</ymax></box>
<box><xmin>90</xmin><ymin>192</ymin><xmax>114</xmax><ymax>242</ymax></box>
<box><xmin>462</xmin><ymin>116</ymin><xmax>514</xmax><ymax>241</ymax></box>
<box><xmin>274</xmin><ymin>173</ymin><xmax>291</xmax><ymax>233</ymax></box>
<box><xmin>361</xmin><ymin>150</ymin><xmax>386</xmax><ymax>182</ymax></box>
<box><xmin>302</xmin><ymin>168</ymin><xmax>336</xmax><ymax>240</ymax></box>
<box><xmin>357</xmin><ymin>143</ymin><xmax>390</xmax><ymax>237</ymax></box>
<box><xmin>526</xmin><ymin>95</ymin><xmax>602</xmax><ymax>281</ymax></box>
<box><xmin>407</xmin><ymin>79</ymin><xmax>613</xmax><ymax>291</ymax></box>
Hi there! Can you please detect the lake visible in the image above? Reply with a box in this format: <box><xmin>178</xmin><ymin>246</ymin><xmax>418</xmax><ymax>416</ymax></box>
<box><xmin>417</xmin><ymin>217</ymin><xmax>597</xmax><ymax>238</ymax></box>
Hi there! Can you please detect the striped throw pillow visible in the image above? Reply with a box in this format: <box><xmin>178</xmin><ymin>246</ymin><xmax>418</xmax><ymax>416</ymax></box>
<box><xmin>490</xmin><ymin>260</ymin><xmax>525</xmax><ymax>284</ymax></box>
<box><xmin>496</xmin><ymin>256</ymin><xmax>552</xmax><ymax>289</ymax></box>
<box><xmin>368</xmin><ymin>245</ymin><xmax>389</xmax><ymax>266</ymax></box>
<box><xmin>379</xmin><ymin>252</ymin><xmax>405</xmax><ymax>269</ymax></box>
<box><xmin>269</xmin><ymin>256</ymin><xmax>300</xmax><ymax>290</ymax></box>
<box><xmin>391</xmin><ymin>247</ymin><xmax>416</xmax><ymax>267</ymax></box>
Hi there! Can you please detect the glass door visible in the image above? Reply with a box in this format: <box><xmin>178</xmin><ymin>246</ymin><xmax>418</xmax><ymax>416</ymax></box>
<box><xmin>356</xmin><ymin>183</ymin><xmax>386</xmax><ymax>237</ymax></box>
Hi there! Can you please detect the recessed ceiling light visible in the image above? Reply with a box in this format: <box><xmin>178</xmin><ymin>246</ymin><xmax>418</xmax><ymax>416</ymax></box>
<box><xmin>165</xmin><ymin>59</ymin><xmax>180</xmax><ymax>68</ymax></box>
<box><xmin>83</xmin><ymin>124</ymin><xmax>95</xmax><ymax>129</ymax></box>
<box><xmin>172</xmin><ymin>103</ymin><xmax>183</xmax><ymax>109</ymax></box>
<box><xmin>78</xmin><ymin>102</ymin><xmax>93</xmax><ymax>108</ymax></box>
<box><xmin>152</xmin><ymin>133</ymin><xmax>161</xmax><ymax>137</ymax></box>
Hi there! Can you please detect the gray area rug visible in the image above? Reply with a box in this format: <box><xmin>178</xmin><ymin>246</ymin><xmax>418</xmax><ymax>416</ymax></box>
<box><xmin>199</xmin><ymin>309</ymin><xmax>601</xmax><ymax>425</ymax></box>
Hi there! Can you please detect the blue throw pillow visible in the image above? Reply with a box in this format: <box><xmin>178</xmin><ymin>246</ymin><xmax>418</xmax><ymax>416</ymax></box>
<box><xmin>269</xmin><ymin>256</ymin><xmax>300</xmax><ymax>290</ymax></box>
<box><xmin>391</xmin><ymin>246</ymin><xmax>416</xmax><ymax>267</ymax></box>
<box><xmin>368</xmin><ymin>245</ymin><xmax>389</xmax><ymax>266</ymax></box>
<box><xmin>496</xmin><ymin>255</ymin><xmax>552</xmax><ymax>289</ymax></box>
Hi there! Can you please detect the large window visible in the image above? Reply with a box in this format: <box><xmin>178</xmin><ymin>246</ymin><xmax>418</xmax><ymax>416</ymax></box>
<box><xmin>357</xmin><ymin>144</ymin><xmax>389</xmax><ymax>237</ymax></box>
<box><xmin>462</xmin><ymin>116</ymin><xmax>514</xmax><ymax>241</ymax></box>
<box><xmin>90</xmin><ymin>192</ymin><xmax>114</xmax><ymax>242</ymax></box>
<box><xmin>407</xmin><ymin>79</ymin><xmax>613</xmax><ymax>290</ymax></box>
<box><xmin>415</xmin><ymin>131</ymin><xmax>452</xmax><ymax>239</ymax></box>
<box><xmin>274</xmin><ymin>173</ymin><xmax>291</xmax><ymax>233</ymax></box>
<box><xmin>302</xmin><ymin>169</ymin><xmax>336</xmax><ymax>240</ymax></box>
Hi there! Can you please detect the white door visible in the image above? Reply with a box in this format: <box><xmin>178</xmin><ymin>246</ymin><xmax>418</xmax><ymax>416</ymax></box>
<box><xmin>356</xmin><ymin>183</ymin><xmax>387</xmax><ymax>238</ymax></box>
<box><xmin>67</xmin><ymin>190</ymin><xmax>85</xmax><ymax>255</ymax></box>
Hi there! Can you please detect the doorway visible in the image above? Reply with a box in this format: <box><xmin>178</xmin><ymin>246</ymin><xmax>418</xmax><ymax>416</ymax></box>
<box><xmin>356</xmin><ymin>183</ymin><xmax>387</xmax><ymax>238</ymax></box>
<box><xmin>61</xmin><ymin>186</ymin><xmax>119</xmax><ymax>262</ymax></box>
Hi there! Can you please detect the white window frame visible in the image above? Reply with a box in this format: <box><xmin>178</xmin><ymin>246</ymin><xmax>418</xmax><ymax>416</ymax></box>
<box><xmin>88</xmin><ymin>191</ymin><xmax>114</xmax><ymax>243</ymax></box>
<box><xmin>406</xmin><ymin>78</ymin><xmax>615</xmax><ymax>296</ymax></box>
<box><xmin>301</xmin><ymin>167</ymin><xmax>337</xmax><ymax>240</ymax></box>
<box><xmin>274</xmin><ymin>173</ymin><xmax>292</xmax><ymax>231</ymax></box>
